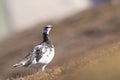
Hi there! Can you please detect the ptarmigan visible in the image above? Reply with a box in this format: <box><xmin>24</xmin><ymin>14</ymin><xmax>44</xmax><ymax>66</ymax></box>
<box><xmin>13</xmin><ymin>25</ymin><xmax>55</xmax><ymax>71</ymax></box>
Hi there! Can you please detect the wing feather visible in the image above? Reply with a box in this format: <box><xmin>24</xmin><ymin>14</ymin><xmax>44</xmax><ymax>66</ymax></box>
<box><xmin>13</xmin><ymin>43</ymin><xmax>48</xmax><ymax>67</ymax></box>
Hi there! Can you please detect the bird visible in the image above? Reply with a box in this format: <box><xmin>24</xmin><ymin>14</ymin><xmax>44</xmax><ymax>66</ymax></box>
<box><xmin>13</xmin><ymin>25</ymin><xmax>55</xmax><ymax>71</ymax></box>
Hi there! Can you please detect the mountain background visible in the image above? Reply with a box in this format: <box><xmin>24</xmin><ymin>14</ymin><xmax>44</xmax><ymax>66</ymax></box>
<box><xmin>0</xmin><ymin>1</ymin><xmax>120</xmax><ymax>80</ymax></box>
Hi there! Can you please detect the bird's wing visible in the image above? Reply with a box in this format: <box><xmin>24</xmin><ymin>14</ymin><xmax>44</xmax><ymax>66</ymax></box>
<box><xmin>24</xmin><ymin>43</ymin><xmax>49</xmax><ymax>65</ymax></box>
<box><xmin>35</xmin><ymin>43</ymin><xmax>48</xmax><ymax>62</ymax></box>
<box><xmin>23</xmin><ymin>45</ymin><xmax>43</xmax><ymax>66</ymax></box>
<box><xmin>13</xmin><ymin>43</ymin><xmax>48</xmax><ymax>67</ymax></box>
<box><xmin>13</xmin><ymin>45</ymin><xmax>42</xmax><ymax>67</ymax></box>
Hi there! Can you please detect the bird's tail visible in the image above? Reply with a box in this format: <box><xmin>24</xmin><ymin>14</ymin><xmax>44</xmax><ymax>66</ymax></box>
<box><xmin>13</xmin><ymin>60</ymin><xmax>27</xmax><ymax>67</ymax></box>
<box><xmin>13</xmin><ymin>63</ymin><xmax>23</xmax><ymax>67</ymax></box>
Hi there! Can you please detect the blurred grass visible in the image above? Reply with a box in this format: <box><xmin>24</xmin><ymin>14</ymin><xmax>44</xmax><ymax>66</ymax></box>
<box><xmin>58</xmin><ymin>42</ymin><xmax>120</xmax><ymax>80</ymax></box>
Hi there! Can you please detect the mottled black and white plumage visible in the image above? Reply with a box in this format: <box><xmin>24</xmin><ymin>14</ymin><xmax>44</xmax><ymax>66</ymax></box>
<box><xmin>13</xmin><ymin>25</ymin><xmax>55</xmax><ymax>71</ymax></box>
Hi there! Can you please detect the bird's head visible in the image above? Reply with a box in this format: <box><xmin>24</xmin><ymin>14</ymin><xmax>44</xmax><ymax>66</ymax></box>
<box><xmin>42</xmin><ymin>25</ymin><xmax>53</xmax><ymax>34</ymax></box>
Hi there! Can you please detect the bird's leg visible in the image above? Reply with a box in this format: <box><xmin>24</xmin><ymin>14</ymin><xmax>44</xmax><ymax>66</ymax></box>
<box><xmin>36</xmin><ymin>68</ymin><xmax>42</xmax><ymax>72</ymax></box>
<box><xmin>36</xmin><ymin>64</ymin><xmax>47</xmax><ymax>72</ymax></box>
<box><xmin>42</xmin><ymin>65</ymin><xmax>47</xmax><ymax>71</ymax></box>
<box><xmin>36</xmin><ymin>68</ymin><xmax>40</xmax><ymax>72</ymax></box>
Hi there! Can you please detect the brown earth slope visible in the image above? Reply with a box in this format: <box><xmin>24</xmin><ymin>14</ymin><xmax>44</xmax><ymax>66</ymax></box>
<box><xmin>0</xmin><ymin>2</ymin><xmax>120</xmax><ymax>80</ymax></box>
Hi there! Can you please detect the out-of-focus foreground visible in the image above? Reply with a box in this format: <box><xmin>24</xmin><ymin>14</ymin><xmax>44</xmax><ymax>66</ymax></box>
<box><xmin>0</xmin><ymin>2</ymin><xmax>120</xmax><ymax>80</ymax></box>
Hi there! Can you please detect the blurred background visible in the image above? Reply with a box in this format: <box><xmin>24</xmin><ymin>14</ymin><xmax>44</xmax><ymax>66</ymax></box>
<box><xmin>0</xmin><ymin>0</ymin><xmax>120</xmax><ymax>80</ymax></box>
<box><xmin>0</xmin><ymin>0</ymin><xmax>92</xmax><ymax>39</ymax></box>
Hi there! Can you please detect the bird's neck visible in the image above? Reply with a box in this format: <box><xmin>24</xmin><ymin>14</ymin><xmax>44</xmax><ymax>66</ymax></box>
<box><xmin>42</xmin><ymin>33</ymin><xmax>50</xmax><ymax>42</ymax></box>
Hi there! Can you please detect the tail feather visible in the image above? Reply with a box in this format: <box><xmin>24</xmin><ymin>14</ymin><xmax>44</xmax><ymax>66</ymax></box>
<box><xmin>13</xmin><ymin>63</ymin><xmax>23</xmax><ymax>67</ymax></box>
<box><xmin>13</xmin><ymin>59</ymin><xmax>30</xmax><ymax>67</ymax></box>
<box><xmin>13</xmin><ymin>54</ymin><xmax>34</xmax><ymax>68</ymax></box>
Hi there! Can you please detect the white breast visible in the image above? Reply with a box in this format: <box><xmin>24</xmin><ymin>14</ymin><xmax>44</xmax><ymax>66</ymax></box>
<box><xmin>39</xmin><ymin>48</ymin><xmax>55</xmax><ymax>64</ymax></box>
